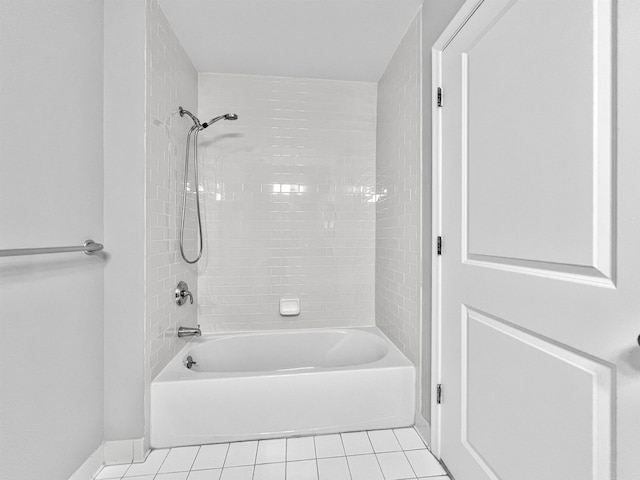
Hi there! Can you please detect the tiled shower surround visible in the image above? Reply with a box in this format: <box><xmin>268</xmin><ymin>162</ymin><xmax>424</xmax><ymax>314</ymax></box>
<box><xmin>375</xmin><ymin>15</ymin><xmax>422</xmax><ymax>367</ymax></box>
<box><xmin>145</xmin><ymin>0</ymin><xmax>198</xmax><ymax>382</ymax></box>
<box><xmin>197</xmin><ymin>74</ymin><xmax>377</xmax><ymax>332</ymax></box>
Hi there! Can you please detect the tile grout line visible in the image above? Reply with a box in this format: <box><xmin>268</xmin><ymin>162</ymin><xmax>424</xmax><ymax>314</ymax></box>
<box><xmin>392</xmin><ymin>429</ymin><xmax>419</xmax><ymax>480</ymax></box>
<box><xmin>312</xmin><ymin>435</ymin><xmax>320</xmax><ymax>480</ymax></box>
<box><xmin>152</xmin><ymin>448</ymin><xmax>172</xmax><ymax>480</ymax></box>
<box><xmin>366</xmin><ymin>431</ymin><xmax>390</xmax><ymax>480</ymax></box>
<box><xmin>220</xmin><ymin>442</ymin><xmax>231</xmax><ymax>472</ymax></box>
<box><xmin>284</xmin><ymin>437</ymin><xmax>288</xmax><ymax>480</ymax></box>
<box><xmin>120</xmin><ymin>451</ymin><xmax>138</xmax><ymax>479</ymax></box>
<box><xmin>250</xmin><ymin>440</ymin><xmax>259</xmax><ymax>480</ymax></box>
<box><xmin>338</xmin><ymin>434</ymin><xmax>354</xmax><ymax>480</ymax></box>
<box><xmin>186</xmin><ymin>445</ymin><xmax>201</xmax><ymax>476</ymax></box>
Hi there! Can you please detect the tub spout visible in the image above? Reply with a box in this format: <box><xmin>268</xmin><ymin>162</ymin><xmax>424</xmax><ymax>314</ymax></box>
<box><xmin>178</xmin><ymin>325</ymin><xmax>201</xmax><ymax>337</ymax></box>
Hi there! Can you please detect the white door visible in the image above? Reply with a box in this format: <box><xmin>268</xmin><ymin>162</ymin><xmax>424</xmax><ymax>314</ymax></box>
<box><xmin>434</xmin><ymin>0</ymin><xmax>640</xmax><ymax>479</ymax></box>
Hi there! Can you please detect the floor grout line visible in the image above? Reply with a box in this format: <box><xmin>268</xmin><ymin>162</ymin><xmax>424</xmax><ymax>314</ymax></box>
<box><xmin>367</xmin><ymin>431</ymin><xmax>390</xmax><ymax>480</ymax></box>
<box><xmin>338</xmin><ymin>434</ymin><xmax>354</xmax><ymax>480</ymax></box>
<box><xmin>284</xmin><ymin>436</ymin><xmax>288</xmax><ymax>480</ymax></box>
<box><xmin>250</xmin><ymin>440</ymin><xmax>259</xmax><ymax>480</ymax></box>
<box><xmin>220</xmin><ymin>442</ymin><xmax>231</xmax><ymax>471</ymax></box>
<box><xmin>393</xmin><ymin>429</ymin><xmax>419</xmax><ymax>479</ymax></box>
<box><xmin>186</xmin><ymin>445</ymin><xmax>201</xmax><ymax>477</ymax></box>
<box><xmin>312</xmin><ymin>436</ymin><xmax>320</xmax><ymax>480</ymax></box>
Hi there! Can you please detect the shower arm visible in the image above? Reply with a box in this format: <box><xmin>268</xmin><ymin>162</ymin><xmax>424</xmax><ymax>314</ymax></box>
<box><xmin>179</xmin><ymin>106</ymin><xmax>201</xmax><ymax>129</ymax></box>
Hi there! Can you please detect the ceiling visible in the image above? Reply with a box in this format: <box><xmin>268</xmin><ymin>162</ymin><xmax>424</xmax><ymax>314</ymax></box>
<box><xmin>158</xmin><ymin>0</ymin><xmax>423</xmax><ymax>82</ymax></box>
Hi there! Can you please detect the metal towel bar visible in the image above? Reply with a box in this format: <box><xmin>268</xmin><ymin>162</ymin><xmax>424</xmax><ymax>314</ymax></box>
<box><xmin>0</xmin><ymin>239</ymin><xmax>103</xmax><ymax>257</ymax></box>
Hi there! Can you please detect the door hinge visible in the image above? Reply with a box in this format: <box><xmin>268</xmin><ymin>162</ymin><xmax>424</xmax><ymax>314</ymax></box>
<box><xmin>437</xmin><ymin>87</ymin><xmax>443</xmax><ymax>107</ymax></box>
<box><xmin>437</xmin><ymin>384</ymin><xmax>443</xmax><ymax>404</ymax></box>
<box><xmin>437</xmin><ymin>236</ymin><xmax>442</xmax><ymax>255</ymax></box>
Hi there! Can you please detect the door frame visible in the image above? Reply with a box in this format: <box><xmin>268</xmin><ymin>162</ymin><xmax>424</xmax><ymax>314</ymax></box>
<box><xmin>429</xmin><ymin>0</ymin><xmax>485</xmax><ymax>459</ymax></box>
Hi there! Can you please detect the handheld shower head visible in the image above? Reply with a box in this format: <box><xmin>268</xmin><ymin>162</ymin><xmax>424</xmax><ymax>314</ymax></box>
<box><xmin>201</xmin><ymin>113</ymin><xmax>238</xmax><ymax>129</ymax></box>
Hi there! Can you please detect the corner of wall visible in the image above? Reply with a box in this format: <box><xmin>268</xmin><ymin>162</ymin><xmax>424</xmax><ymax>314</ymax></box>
<box><xmin>143</xmin><ymin>0</ymin><xmax>199</xmax><ymax>439</ymax></box>
<box><xmin>67</xmin><ymin>444</ymin><xmax>104</xmax><ymax>480</ymax></box>
<box><xmin>103</xmin><ymin>0</ymin><xmax>147</xmax><ymax>443</ymax></box>
<box><xmin>375</xmin><ymin>12</ymin><xmax>422</xmax><ymax>369</ymax></box>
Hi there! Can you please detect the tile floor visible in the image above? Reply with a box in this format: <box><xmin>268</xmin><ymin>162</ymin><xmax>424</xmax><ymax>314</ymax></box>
<box><xmin>95</xmin><ymin>428</ymin><xmax>449</xmax><ymax>480</ymax></box>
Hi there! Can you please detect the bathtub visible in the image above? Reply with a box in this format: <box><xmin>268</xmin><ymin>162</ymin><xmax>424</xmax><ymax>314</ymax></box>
<box><xmin>150</xmin><ymin>326</ymin><xmax>415</xmax><ymax>448</ymax></box>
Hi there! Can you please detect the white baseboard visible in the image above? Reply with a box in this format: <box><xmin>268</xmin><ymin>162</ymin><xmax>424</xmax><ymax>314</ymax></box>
<box><xmin>134</xmin><ymin>436</ymin><xmax>149</xmax><ymax>463</ymax></box>
<box><xmin>104</xmin><ymin>437</ymin><xmax>148</xmax><ymax>465</ymax></box>
<box><xmin>414</xmin><ymin>412</ymin><xmax>432</xmax><ymax>449</ymax></box>
<box><xmin>68</xmin><ymin>443</ymin><xmax>104</xmax><ymax>480</ymax></box>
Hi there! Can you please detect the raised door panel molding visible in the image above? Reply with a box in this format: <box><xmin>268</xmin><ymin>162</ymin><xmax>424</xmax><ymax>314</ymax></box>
<box><xmin>460</xmin><ymin>0</ymin><xmax>614</xmax><ymax>286</ymax></box>
<box><xmin>461</xmin><ymin>305</ymin><xmax>614</xmax><ymax>480</ymax></box>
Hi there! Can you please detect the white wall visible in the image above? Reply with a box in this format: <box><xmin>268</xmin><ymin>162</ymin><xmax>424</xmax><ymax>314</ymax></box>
<box><xmin>145</xmin><ymin>0</ymin><xmax>198</xmax><ymax>395</ymax></box>
<box><xmin>103</xmin><ymin>0</ymin><xmax>199</xmax><ymax>453</ymax></box>
<box><xmin>0</xmin><ymin>2</ymin><xmax>104</xmax><ymax>479</ymax></box>
<box><xmin>375</xmin><ymin>12</ymin><xmax>422</xmax><ymax>387</ymax></box>
<box><xmin>420</xmin><ymin>0</ymin><xmax>467</xmax><ymax>423</ymax></box>
<box><xmin>197</xmin><ymin>74</ymin><xmax>377</xmax><ymax>332</ymax></box>
<box><xmin>103</xmin><ymin>0</ymin><xmax>147</xmax><ymax>448</ymax></box>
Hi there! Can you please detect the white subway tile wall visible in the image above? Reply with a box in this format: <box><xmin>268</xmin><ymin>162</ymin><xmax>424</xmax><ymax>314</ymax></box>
<box><xmin>146</xmin><ymin>0</ymin><xmax>199</xmax><ymax>384</ymax></box>
<box><xmin>197</xmin><ymin>73</ymin><xmax>377</xmax><ymax>332</ymax></box>
<box><xmin>375</xmin><ymin>14</ymin><xmax>422</xmax><ymax>366</ymax></box>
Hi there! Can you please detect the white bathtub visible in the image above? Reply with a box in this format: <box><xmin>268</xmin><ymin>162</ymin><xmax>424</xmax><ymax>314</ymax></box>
<box><xmin>150</xmin><ymin>326</ymin><xmax>415</xmax><ymax>448</ymax></box>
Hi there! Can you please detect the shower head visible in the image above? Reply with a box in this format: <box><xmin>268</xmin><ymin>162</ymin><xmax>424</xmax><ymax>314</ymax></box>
<box><xmin>201</xmin><ymin>113</ymin><xmax>238</xmax><ymax>129</ymax></box>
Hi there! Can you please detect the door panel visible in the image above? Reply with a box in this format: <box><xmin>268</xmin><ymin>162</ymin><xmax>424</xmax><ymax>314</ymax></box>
<box><xmin>437</xmin><ymin>0</ymin><xmax>639</xmax><ymax>479</ymax></box>
<box><xmin>462</xmin><ymin>0</ymin><xmax>614</xmax><ymax>282</ymax></box>
<box><xmin>463</xmin><ymin>306</ymin><xmax>612</xmax><ymax>480</ymax></box>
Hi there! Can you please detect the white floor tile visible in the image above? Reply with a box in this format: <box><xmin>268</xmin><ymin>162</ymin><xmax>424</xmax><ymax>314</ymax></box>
<box><xmin>286</xmin><ymin>437</ymin><xmax>316</xmax><ymax>462</ymax></box>
<box><xmin>253</xmin><ymin>462</ymin><xmax>285</xmax><ymax>480</ymax></box>
<box><xmin>120</xmin><ymin>476</ymin><xmax>154</xmax><ymax>480</ymax></box>
<box><xmin>156</xmin><ymin>473</ymin><xmax>189</xmax><ymax>480</ymax></box>
<box><xmin>393</xmin><ymin>428</ymin><xmax>426</xmax><ymax>451</ymax></box>
<box><xmin>418</xmin><ymin>477</ymin><xmax>449</xmax><ymax>479</ymax></box>
<box><xmin>187</xmin><ymin>469</ymin><xmax>222</xmax><ymax>480</ymax></box>
<box><xmin>286</xmin><ymin>460</ymin><xmax>318</xmax><ymax>480</ymax></box>
<box><xmin>124</xmin><ymin>449</ymin><xmax>169</xmax><ymax>477</ymax></box>
<box><xmin>256</xmin><ymin>438</ymin><xmax>286</xmax><ymax>464</ymax></box>
<box><xmin>159</xmin><ymin>446</ymin><xmax>200</xmax><ymax>473</ymax></box>
<box><xmin>224</xmin><ymin>441</ymin><xmax>258</xmax><ymax>467</ymax></box>
<box><xmin>317</xmin><ymin>457</ymin><xmax>350</xmax><ymax>480</ymax></box>
<box><xmin>219</xmin><ymin>465</ymin><xmax>254</xmax><ymax>480</ymax></box>
<box><xmin>368</xmin><ymin>430</ymin><xmax>402</xmax><ymax>453</ymax></box>
<box><xmin>314</xmin><ymin>434</ymin><xmax>345</xmax><ymax>459</ymax></box>
<box><xmin>341</xmin><ymin>432</ymin><xmax>374</xmax><ymax>456</ymax></box>
<box><xmin>95</xmin><ymin>464</ymin><xmax>130</xmax><ymax>479</ymax></box>
<box><xmin>192</xmin><ymin>444</ymin><xmax>229</xmax><ymax>471</ymax></box>
<box><xmin>347</xmin><ymin>454</ymin><xmax>384</xmax><ymax>480</ymax></box>
<box><xmin>376</xmin><ymin>452</ymin><xmax>416</xmax><ymax>480</ymax></box>
<box><xmin>405</xmin><ymin>450</ymin><xmax>447</xmax><ymax>477</ymax></box>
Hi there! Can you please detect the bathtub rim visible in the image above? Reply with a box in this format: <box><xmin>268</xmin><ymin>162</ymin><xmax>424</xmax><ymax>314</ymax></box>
<box><xmin>153</xmin><ymin>325</ymin><xmax>413</xmax><ymax>383</ymax></box>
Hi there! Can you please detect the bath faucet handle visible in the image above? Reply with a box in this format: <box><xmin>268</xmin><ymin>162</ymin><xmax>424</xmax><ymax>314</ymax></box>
<box><xmin>181</xmin><ymin>290</ymin><xmax>193</xmax><ymax>304</ymax></box>
<box><xmin>185</xmin><ymin>355</ymin><xmax>197</xmax><ymax>369</ymax></box>
<box><xmin>175</xmin><ymin>280</ymin><xmax>193</xmax><ymax>306</ymax></box>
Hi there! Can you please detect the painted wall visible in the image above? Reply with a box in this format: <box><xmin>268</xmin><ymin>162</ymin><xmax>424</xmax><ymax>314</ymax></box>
<box><xmin>0</xmin><ymin>2</ymin><xmax>104</xmax><ymax>479</ymax></box>
<box><xmin>197</xmin><ymin>74</ymin><xmax>377</xmax><ymax>332</ymax></box>
<box><xmin>375</xmin><ymin>12</ymin><xmax>422</xmax><ymax>388</ymax></box>
<box><xmin>103</xmin><ymin>0</ymin><xmax>147</xmax><ymax>449</ymax></box>
<box><xmin>420</xmin><ymin>0</ymin><xmax>467</xmax><ymax>423</ymax></box>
